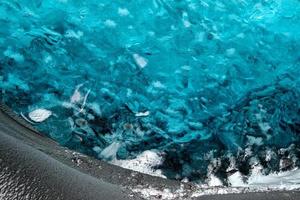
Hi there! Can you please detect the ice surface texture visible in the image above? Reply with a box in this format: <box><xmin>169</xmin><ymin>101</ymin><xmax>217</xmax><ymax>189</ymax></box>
<box><xmin>1</xmin><ymin>0</ymin><xmax>300</xmax><ymax>184</ymax></box>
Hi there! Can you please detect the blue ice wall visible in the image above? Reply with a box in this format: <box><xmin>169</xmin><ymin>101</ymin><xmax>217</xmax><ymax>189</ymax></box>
<box><xmin>1</xmin><ymin>0</ymin><xmax>300</xmax><ymax>183</ymax></box>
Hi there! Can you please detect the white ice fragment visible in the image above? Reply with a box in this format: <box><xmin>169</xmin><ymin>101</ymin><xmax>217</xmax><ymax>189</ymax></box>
<box><xmin>181</xmin><ymin>177</ymin><xmax>189</xmax><ymax>183</ymax></box>
<box><xmin>111</xmin><ymin>150</ymin><xmax>165</xmax><ymax>178</ymax></box>
<box><xmin>118</xmin><ymin>7</ymin><xmax>130</xmax><ymax>16</ymax></box>
<box><xmin>208</xmin><ymin>175</ymin><xmax>223</xmax><ymax>186</ymax></box>
<box><xmin>135</xmin><ymin>111</ymin><xmax>150</xmax><ymax>117</ymax></box>
<box><xmin>133</xmin><ymin>54</ymin><xmax>148</xmax><ymax>68</ymax></box>
<box><xmin>104</xmin><ymin>19</ymin><xmax>117</xmax><ymax>28</ymax></box>
<box><xmin>100</xmin><ymin>142</ymin><xmax>121</xmax><ymax>160</ymax></box>
<box><xmin>28</xmin><ymin>109</ymin><xmax>52</xmax><ymax>122</ymax></box>
<box><xmin>228</xmin><ymin>171</ymin><xmax>246</xmax><ymax>187</ymax></box>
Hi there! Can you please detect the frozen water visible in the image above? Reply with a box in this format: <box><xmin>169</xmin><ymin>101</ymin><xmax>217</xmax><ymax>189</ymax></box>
<box><xmin>28</xmin><ymin>108</ymin><xmax>52</xmax><ymax>123</ymax></box>
<box><xmin>0</xmin><ymin>0</ymin><xmax>300</xmax><ymax>185</ymax></box>
<box><xmin>111</xmin><ymin>150</ymin><xmax>165</xmax><ymax>178</ymax></box>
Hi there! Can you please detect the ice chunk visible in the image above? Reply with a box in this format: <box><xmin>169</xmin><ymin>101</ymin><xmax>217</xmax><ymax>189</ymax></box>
<box><xmin>28</xmin><ymin>109</ymin><xmax>52</xmax><ymax>122</ymax></box>
<box><xmin>111</xmin><ymin>150</ymin><xmax>165</xmax><ymax>178</ymax></box>
<box><xmin>228</xmin><ymin>172</ymin><xmax>246</xmax><ymax>187</ymax></box>
<box><xmin>100</xmin><ymin>142</ymin><xmax>121</xmax><ymax>160</ymax></box>
<box><xmin>248</xmin><ymin>168</ymin><xmax>300</xmax><ymax>188</ymax></box>
<box><xmin>133</xmin><ymin>54</ymin><xmax>148</xmax><ymax>68</ymax></box>
<box><xmin>135</xmin><ymin>111</ymin><xmax>150</xmax><ymax>117</ymax></box>
<box><xmin>208</xmin><ymin>175</ymin><xmax>223</xmax><ymax>186</ymax></box>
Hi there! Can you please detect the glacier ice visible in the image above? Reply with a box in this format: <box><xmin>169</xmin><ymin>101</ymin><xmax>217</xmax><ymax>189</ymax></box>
<box><xmin>0</xmin><ymin>0</ymin><xmax>300</xmax><ymax>184</ymax></box>
<box><xmin>28</xmin><ymin>108</ymin><xmax>52</xmax><ymax>122</ymax></box>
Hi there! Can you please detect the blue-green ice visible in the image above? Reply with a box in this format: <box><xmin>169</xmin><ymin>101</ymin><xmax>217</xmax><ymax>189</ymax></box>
<box><xmin>1</xmin><ymin>0</ymin><xmax>300</xmax><ymax>184</ymax></box>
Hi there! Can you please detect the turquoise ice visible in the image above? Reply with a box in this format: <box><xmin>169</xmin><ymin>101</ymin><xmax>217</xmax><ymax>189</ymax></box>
<box><xmin>0</xmin><ymin>0</ymin><xmax>300</xmax><ymax>183</ymax></box>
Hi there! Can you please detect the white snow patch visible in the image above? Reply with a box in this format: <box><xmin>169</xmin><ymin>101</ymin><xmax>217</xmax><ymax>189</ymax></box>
<box><xmin>190</xmin><ymin>167</ymin><xmax>300</xmax><ymax>197</ymax></box>
<box><xmin>28</xmin><ymin>109</ymin><xmax>52</xmax><ymax>122</ymax></box>
<box><xmin>132</xmin><ymin>187</ymin><xmax>179</xmax><ymax>200</ymax></box>
<box><xmin>132</xmin><ymin>187</ymin><xmax>175</xmax><ymax>200</ymax></box>
<box><xmin>131</xmin><ymin>168</ymin><xmax>300</xmax><ymax>199</ymax></box>
<box><xmin>228</xmin><ymin>172</ymin><xmax>246</xmax><ymax>187</ymax></box>
<box><xmin>190</xmin><ymin>186</ymin><xmax>243</xmax><ymax>198</ymax></box>
<box><xmin>248</xmin><ymin>167</ymin><xmax>300</xmax><ymax>189</ymax></box>
<box><xmin>208</xmin><ymin>175</ymin><xmax>223</xmax><ymax>186</ymax></box>
<box><xmin>132</xmin><ymin>184</ymin><xmax>244</xmax><ymax>199</ymax></box>
<box><xmin>111</xmin><ymin>150</ymin><xmax>165</xmax><ymax>178</ymax></box>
